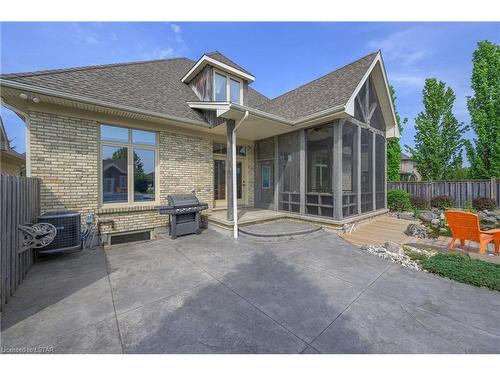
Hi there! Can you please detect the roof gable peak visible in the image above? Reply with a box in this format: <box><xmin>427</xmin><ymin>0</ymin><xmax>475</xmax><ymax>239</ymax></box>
<box><xmin>182</xmin><ymin>51</ymin><xmax>255</xmax><ymax>84</ymax></box>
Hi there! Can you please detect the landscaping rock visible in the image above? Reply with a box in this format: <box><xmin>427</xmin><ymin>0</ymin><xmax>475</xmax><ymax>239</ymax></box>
<box><xmin>404</xmin><ymin>223</ymin><xmax>428</xmax><ymax>238</ymax></box>
<box><xmin>420</xmin><ymin>211</ymin><xmax>437</xmax><ymax>223</ymax></box>
<box><xmin>384</xmin><ymin>241</ymin><xmax>405</xmax><ymax>256</ymax></box>
<box><xmin>481</xmin><ymin>224</ymin><xmax>497</xmax><ymax>231</ymax></box>
<box><xmin>431</xmin><ymin>218</ymin><xmax>441</xmax><ymax>226</ymax></box>
<box><xmin>482</xmin><ymin>216</ymin><xmax>497</xmax><ymax>224</ymax></box>
<box><xmin>360</xmin><ymin>243</ymin><xmax>420</xmax><ymax>270</ymax></box>
<box><xmin>398</xmin><ymin>211</ymin><xmax>415</xmax><ymax>220</ymax></box>
<box><xmin>439</xmin><ymin>227</ymin><xmax>449</xmax><ymax>236</ymax></box>
<box><xmin>477</xmin><ymin>211</ymin><xmax>487</xmax><ymax>221</ymax></box>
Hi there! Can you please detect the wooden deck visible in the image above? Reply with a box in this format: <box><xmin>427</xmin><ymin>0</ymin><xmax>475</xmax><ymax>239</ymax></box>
<box><xmin>340</xmin><ymin>214</ymin><xmax>500</xmax><ymax>264</ymax></box>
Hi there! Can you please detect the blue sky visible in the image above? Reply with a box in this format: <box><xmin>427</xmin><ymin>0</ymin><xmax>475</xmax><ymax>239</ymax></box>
<box><xmin>1</xmin><ymin>22</ymin><xmax>498</xmax><ymax>157</ymax></box>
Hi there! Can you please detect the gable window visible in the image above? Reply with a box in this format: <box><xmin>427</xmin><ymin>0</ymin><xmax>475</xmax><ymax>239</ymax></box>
<box><xmin>230</xmin><ymin>78</ymin><xmax>241</xmax><ymax>103</ymax></box>
<box><xmin>214</xmin><ymin>72</ymin><xmax>227</xmax><ymax>101</ymax></box>
<box><xmin>100</xmin><ymin>125</ymin><xmax>158</xmax><ymax>205</ymax></box>
<box><xmin>213</xmin><ymin>71</ymin><xmax>243</xmax><ymax>104</ymax></box>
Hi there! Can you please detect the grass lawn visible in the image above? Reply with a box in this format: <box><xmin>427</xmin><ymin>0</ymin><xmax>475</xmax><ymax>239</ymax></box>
<box><xmin>406</xmin><ymin>250</ymin><xmax>500</xmax><ymax>292</ymax></box>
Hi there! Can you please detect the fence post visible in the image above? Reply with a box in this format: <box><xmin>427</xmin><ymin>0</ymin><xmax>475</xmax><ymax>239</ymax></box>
<box><xmin>426</xmin><ymin>181</ymin><xmax>432</xmax><ymax>208</ymax></box>
<box><xmin>491</xmin><ymin>177</ymin><xmax>497</xmax><ymax>202</ymax></box>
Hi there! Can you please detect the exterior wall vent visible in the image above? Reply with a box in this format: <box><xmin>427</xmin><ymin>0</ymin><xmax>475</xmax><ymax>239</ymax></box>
<box><xmin>110</xmin><ymin>230</ymin><xmax>151</xmax><ymax>245</ymax></box>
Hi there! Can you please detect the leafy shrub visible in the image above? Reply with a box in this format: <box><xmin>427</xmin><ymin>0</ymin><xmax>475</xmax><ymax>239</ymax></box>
<box><xmin>410</xmin><ymin>196</ymin><xmax>428</xmax><ymax>210</ymax></box>
<box><xmin>387</xmin><ymin>189</ymin><xmax>413</xmax><ymax>212</ymax></box>
<box><xmin>430</xmin><ymin>195</ymin><xmax>455</xmax><ymax>209</ymax></box>
<box><xmin>472</xmin><ymin>197</ymin><xmax>496</xmax><ymax>211</ymax></box>
<box><xmin>420</xmin><ymin>253</ymin><xmax>500</xmax><ymax>291</ymax></box>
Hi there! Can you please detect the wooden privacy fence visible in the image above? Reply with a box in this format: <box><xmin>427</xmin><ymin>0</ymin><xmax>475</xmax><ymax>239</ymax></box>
<box><xmin>388</xmin><ymin>178</ymin><xmax>499</xmax><ymax>209</ymax></box>
<box><xmin>1</xmin><ymin>175</ymin><xmax>40</xmax><ymax>311</ymax></box>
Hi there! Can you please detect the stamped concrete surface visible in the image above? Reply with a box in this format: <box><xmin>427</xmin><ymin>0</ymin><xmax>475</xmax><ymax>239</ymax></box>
<box><xmin>1</xmin><ymin>229</ymin><xmax>499</xmax><ymax>354</ymax></box>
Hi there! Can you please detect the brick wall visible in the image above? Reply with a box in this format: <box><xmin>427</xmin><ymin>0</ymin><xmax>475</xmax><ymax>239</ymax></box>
<box><xmin>28</xmin><ymin>111</ymin><xmax>215</xmax><ymax>238</ymax></box>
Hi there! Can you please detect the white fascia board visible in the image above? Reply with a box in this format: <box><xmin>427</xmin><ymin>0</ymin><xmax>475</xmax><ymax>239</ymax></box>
<box><xmin>181</xmin><ymin>55</ymin><xmax>255</xmax><ymax>83</ymax></box>
<box><xmin>1</xmin><ymin>79</ymin><xmax>210</xmax><ymax>128</ymax></box>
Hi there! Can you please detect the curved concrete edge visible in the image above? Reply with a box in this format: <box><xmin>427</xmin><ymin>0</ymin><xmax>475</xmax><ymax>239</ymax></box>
<box><xmin>239</xmin><ymin>224</ymin><xmax>322</xmax><ymax>238</ymax></box>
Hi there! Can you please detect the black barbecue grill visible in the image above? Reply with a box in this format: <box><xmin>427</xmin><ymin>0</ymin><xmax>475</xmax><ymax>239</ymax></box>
<box><xmin>159</xmin><ymin>194</ymin><xmax>208</xmax><ymax>239</ymax></box>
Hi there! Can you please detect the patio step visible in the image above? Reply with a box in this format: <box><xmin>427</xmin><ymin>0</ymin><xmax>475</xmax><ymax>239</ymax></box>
<box><xmin>238</xmin><ymin>219</ymin><xmax>323</xmax><ymax>239</ymax></box>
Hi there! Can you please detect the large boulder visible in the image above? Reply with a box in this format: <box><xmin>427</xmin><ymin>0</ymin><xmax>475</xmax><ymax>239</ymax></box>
<box><xmin>405</xmin><ymin>223</ymin><xmax>428</xmax><ymax>239</ymax></box>
<box><xmin>482</xmin><ymin>216</ymin><xmax>497</xmax><ymax>224</ymax></box>
<box><xmin>420</xmin><ymin>211</ymin><xmax>437</xmax><ymax>223</ymax></box>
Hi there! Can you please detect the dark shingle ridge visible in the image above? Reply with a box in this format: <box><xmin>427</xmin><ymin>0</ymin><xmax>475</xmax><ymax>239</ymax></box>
<box><xmin>269</xmin><ymin>51</ymin><xmax>378</xmax><ymax>102</ymax></box>
<box><xmin>0</xmin><ymin>56</ymin><xmax>193</xmax><ymax>79</ymax></box>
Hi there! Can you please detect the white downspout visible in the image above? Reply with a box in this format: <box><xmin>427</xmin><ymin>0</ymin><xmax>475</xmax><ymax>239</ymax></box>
<box><xmin>232</xmin><ymin>111</ymin><xmax>249</xmax><ymax>239</ymax></box>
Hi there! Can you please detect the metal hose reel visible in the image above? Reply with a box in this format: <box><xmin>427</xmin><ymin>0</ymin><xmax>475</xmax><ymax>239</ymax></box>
<box><xmin>18</xmin><ymin>223</ymin><xmax>57</xmax><ymax>251</ymax></box>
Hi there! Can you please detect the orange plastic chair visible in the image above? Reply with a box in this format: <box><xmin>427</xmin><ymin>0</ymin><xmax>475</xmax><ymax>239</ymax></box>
<box><xmin>444</xmin><ymin>211</ymin><xmax>500</xmax><ymax>255</ymax></box>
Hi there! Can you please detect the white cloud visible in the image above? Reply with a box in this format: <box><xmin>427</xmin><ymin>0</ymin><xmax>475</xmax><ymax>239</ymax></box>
<box><xmin>368</xmin><ymin>28</ymin><xmax>429</xmax><ymax>67</ymax></box>
<box><xmin>390</xmin><ymin>73</ymin><xmax>426</xmax><ymax>89</ymax></box>
<box><xmin>142</xmin><ymin>23</ymin><xmax>188</xmax><ymax>61</ymax></box>
<box><xmin>158</xmin><ymin>48</ymin><xmax>174</xmax><ymax>58</ymax></box>
<box><xmin>84</xmin><ymin>35</ymin><xmax>99</xmax><ymax>45</ymax></box>
<box><xmin>170</xmin><ymin>23</ymin><xmax>181</xmax><ymax>34</ymax></box>
<box><xmin>169</xmin><ymin>23</ymin><xmax>183</xmax><ymax>44</ymax></box>
<box><xmin>143</xmin><ymin>47</ymin><xmax>174</xmax><ymax>60</ymax></box>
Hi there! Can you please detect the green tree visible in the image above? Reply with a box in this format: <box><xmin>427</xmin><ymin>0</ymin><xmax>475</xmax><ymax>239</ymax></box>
<box><xmin>406</xmin><ymin>78</ymin><xmax>468</xmax><ymax>180</ymax></box>
<box><xmin>465</xmin><ymin>40</ymin><xmax>500</xmax><ymax>178</ymax></box>
<box><xmin>387</xmin><ymin>85</ymin><xmax>408</xmax><ymax>181</ymax></box>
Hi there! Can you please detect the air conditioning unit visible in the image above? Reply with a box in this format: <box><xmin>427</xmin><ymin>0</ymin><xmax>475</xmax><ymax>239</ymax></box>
<box><xmin>37</xmin><ymin>211</ymin><xmax>81</xmax><ymax>254</ymax></box>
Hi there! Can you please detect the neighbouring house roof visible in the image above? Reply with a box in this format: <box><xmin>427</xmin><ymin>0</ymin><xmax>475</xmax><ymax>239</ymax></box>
<box><xmin>0</xmin><ymin>50</ymin><xmax>383</xmax><ymax>125</ymax></box>
<box><xmin>0</xmin><ymin>116</ymin><xmax>26</xmax><ymax>162</ymax></box>
<box><xmin>103</xmin><ymin>159</ymin><xmax>127</xmax><ymax>174</ymax></box>
<box><xmin>401</xmin><ymin>153</ymin><xmax>413</xmax><ymax>161</ymax></box>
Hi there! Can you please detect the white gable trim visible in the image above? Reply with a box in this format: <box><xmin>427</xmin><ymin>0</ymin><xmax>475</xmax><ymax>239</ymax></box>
<box><xmin>181</xmin><ymin>55</ymin><xmax>255</xmax><ymax>83</ymax></box>
<box><xmin>344</xmin><ymin>52</ymin><xmax>399</xmax><ymax>139</ymax></box>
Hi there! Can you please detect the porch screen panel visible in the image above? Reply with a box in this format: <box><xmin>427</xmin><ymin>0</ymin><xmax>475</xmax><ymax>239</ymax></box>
<box><xmin>278</xmin><ymin>131</ymin><xmax>300</xmax><ymax>212</ymax></box>
<box><xmin>360</xmin><ymin>128</ymin><xmax>373</xmax><ymax>213</ymax></box>
<box><xmin>306</xmin><ymin>125</ymin><xmax>333</xmax><ymax>217</ymax></box>
<box><xmin>369</xmin><ymin>77</ymin><xmax>385</xmax><ymax>131</ymax></box>
<box><xmin>375</xmin><ymin>134</ymin><xmax>386</xmax><ymax>209</ymax></box>
<box><xmin>257</xmin><ymin>138</ymin><xmax>274</xmax><ymax>160</ymax></box>
<box><xmin>342</xmin><ymin>122</ymin><xmax>358</xmax><ymax>217</ymax></box>
<box><xmin>354</xmin><ymin>81</ymin><xmax>367</xmax><ymax>122</ymax></box>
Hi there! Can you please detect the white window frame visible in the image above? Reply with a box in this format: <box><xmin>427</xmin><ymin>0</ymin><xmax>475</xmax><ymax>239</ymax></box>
<box><xmin>213</xmin><ymin>69</ymin><xmax>243</xmax><ymax>104</ymax></box>
<box><xmin>99</xmin><ymin>124</ymin><xmax>159</xmax><ymax>207</ymax></box>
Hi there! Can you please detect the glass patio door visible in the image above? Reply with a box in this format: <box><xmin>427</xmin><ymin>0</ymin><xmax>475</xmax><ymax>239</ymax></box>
<box><xmin>213</xmin><ymin>157</ymin><xmax>246</xmax><ymax>207</ymax></box>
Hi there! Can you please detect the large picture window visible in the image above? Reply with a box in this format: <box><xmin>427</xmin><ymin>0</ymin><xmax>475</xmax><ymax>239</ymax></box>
<box><xmin>100</xmin><ymin>125</ymin><xmax>158</xmax><ymax>205</ymax></box>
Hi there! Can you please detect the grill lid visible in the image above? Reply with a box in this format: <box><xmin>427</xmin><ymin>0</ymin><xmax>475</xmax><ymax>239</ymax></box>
<box><xmin>167</xmin><ymin>194</ymin><xmax>200</xmax><ymax>208</ymax></box>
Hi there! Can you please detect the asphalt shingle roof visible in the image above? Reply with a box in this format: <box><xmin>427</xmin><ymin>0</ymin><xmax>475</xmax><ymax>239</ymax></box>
<box><xmin>256</xmin><ymin>52</ymin><xmax>378</xmax><ymax>120</ymax></box>
<box><xmin>1</xmin><ymin>51</ymin><xmax>379</xmax><ymax>123</ymax></box>
<box><xmin>1</xmin><ymin>58</ymin><xmax>207</xmax><ymax>123</ymax></box>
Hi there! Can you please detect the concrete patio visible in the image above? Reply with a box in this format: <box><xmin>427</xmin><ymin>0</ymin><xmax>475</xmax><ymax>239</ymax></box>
<box><xmin>1</xmin><ymin>229</ymin><xmax>499</xmax><ymax>353</ymax></box>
